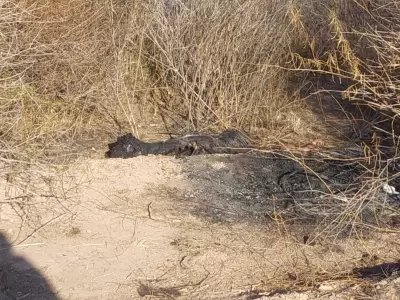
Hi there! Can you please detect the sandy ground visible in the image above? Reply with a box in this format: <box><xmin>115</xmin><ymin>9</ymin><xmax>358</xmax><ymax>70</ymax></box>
<box><xmin>0</xmin><ymin>153</ymin><xmax>400</xmax><ymax>300</ymax></box>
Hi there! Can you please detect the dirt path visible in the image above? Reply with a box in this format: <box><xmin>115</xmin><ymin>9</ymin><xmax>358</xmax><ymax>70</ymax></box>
<box><xmin>0</xmin><ymin>154</ymin><xmax>399</xmax><ymax>299</ymax></box>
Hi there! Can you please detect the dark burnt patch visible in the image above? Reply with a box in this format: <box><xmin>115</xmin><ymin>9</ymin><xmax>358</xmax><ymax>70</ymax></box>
<box><xmin>164</xmin><ymin>151</ymin><xmax>399</xmax><ymax>238</ymax></box>
<box><xmin>105</xmin><ymin>130</ymin><xmax>250</xmax><ymax>158</ymax></box>
<box><xmin>353</xmin><ymin>262</ymin><xmax>400</xmax><ymax>280</ymax></box>
<box><xmin>176</xmin><ymin>153</ymin><xmax>363</xmax><ymax>225</ymax></box>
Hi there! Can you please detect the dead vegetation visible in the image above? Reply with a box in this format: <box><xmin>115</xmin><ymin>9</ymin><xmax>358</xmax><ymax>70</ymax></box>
<box><xmin>2</xmin><ymin>0</ymin><xmax>399</xmax><ymax>152</ymax></box>
<box><xmin>1</xmin><ymin>0</ymin><xmax>400</xmax><ymax>297</ymax></box>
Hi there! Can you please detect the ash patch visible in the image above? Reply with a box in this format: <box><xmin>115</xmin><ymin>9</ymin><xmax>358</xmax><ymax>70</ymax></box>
<box><xmin>174</xmin><ymin>153</ymin><xmax>367</xmax><ymax>226</ymax></box>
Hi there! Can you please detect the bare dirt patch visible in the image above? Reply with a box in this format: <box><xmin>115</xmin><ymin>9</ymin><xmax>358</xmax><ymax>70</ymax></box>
<box><xmin>0</xmin><ymin>154</ymin><xmax>399</xmax><ymax>299</ymax></box>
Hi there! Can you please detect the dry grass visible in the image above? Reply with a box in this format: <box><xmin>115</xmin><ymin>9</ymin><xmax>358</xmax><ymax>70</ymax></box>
<box><xmin>0</xmin><ymin>0</ymin><xmax>323</xmax><ymax>164</ymax></box>
<box><xmin>0</xmin><ymin>0</ymin><xmax>150</xmax><ymax>163</ymax></box>
<box><xmin>1</xmin><ymin>0</ymin><xmax>400</xmax><ymax>292</ymax></box>
<box><xmin>142</xmin><ymin>0</ymin><xmax>311</xmax><ymax>135</ymax></box>
<box><xmin>3</xmin><ymin>0</ymin><xmax>398</xmax><ymax>152</ymax></box>
<box><xmin>285</xmin><ymin>0</ymin><xmax>400</xmax><ymax>242</ymax></box>
<box><xmin>1</xmin><ymin>0</ymin><xmax>399</xmax><ymax>149</ymax></box>
<box><xmin>290</xmin><ymin>0</ymin><xmax>400</xmax><ymax>127</ymax></box>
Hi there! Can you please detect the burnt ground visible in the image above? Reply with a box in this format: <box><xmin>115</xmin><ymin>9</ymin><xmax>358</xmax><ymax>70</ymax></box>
<box><xmin>104</xmin><ymin>124</ymin><xmax>400</xmax><ymax>258</ymax></box>
<box><xmin>149</xmin><ymin>151</ymin><xmax>399</xmax><ymax>237</ymax></box>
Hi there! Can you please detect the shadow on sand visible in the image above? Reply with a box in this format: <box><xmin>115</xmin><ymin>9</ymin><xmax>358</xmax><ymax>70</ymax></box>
<box><xmin>0</xmin><ymin>232</ymin><xmax>59</xmax><ymax>300</ymax></box>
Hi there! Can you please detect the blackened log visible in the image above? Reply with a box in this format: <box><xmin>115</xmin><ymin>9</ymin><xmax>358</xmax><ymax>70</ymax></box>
<box><xmin>105</xmin><ymin>130</ymin><xmax>251</xmax><ymax>158</ymax></box>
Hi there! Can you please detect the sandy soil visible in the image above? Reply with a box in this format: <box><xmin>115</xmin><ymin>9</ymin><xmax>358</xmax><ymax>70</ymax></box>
<box><xmin>0</xmin><ymin>153</ymin><xmax>399</xmax><ymax>300</ymax></box>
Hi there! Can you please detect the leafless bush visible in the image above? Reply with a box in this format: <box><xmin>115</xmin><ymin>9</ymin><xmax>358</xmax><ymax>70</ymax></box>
<box><xmin>0</xmin><ymin>0</ymin><xmax>148</xmax><ymax>163</ymax></box>
<box><xmin>292</xmin><ymin>0</ymin><xmax>400</xmax><ymax>134</ymax></box>
<box><xmin>142</xmin><ymin>0</ymin><xmax>312</xmax><ymax>136</ymax></box>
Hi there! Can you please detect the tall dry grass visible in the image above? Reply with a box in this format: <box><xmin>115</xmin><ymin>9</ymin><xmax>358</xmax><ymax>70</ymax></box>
<box><xmin>1</xmin><ymin>0</ymin><xmax>322</xmax><ymax>164</ymax></box>
<box><xmin>1</xmin><ymin>0</ymin><xmax>399</xmax><ymax>152</ymax></box>
<box><xmin>286</xmin><ymin>0</ymin><xmax>400</xmax><ymax>238</ymax></box>
<box><xmin>142</xmin><ymin>0</ymin><xmax>310</xmax><ymax>136</ymax></box>
<box><xmin>0</xmin><ymin>0</ymin><xmax>147</xmax><ymax>163</ymax></box>
<box><xmin>291</xmin><ymin>0</ymin><xmax>400</xmax><ymax>128</ymax></box>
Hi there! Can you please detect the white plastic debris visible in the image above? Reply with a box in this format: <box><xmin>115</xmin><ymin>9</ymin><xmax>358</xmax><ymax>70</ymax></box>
<box><xmin>382</xmin><ymin>183</ymin><xmax>399</xmax><ymax>195</ymax></box>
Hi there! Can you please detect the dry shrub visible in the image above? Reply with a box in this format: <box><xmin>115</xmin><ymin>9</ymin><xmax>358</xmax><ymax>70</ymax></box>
<box><xmin>291</xmin><ymin>0</ymin><xmax>400</xmax><ymax>132</ymax></box>
<box><xmin>6</xmin><ymin>0</ymin><xmax>384</xmax><ymax>160</ymax></box>
<box><xmin>252</xmin><ymin>0</ymin><xmax>400</xmax><ymax>237</ymax></box>
<box><xmin>0</xmin><ymin>0</ymin><xmax>148</xmax><ymax>162</ymax></box>
<box><xmin>142</xmin><ymin>0</ymin><xmax>313</xmax><ymax>138</ymax></box>
<box><xmin>1</xmin><ymin>0</ymin><xmax>327</xmax><ymax>164</ymax></box>
<box><xmin>1</xmin><ymin>0</ymin><xmax>398</xmax><ymax>153</ymax></box>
